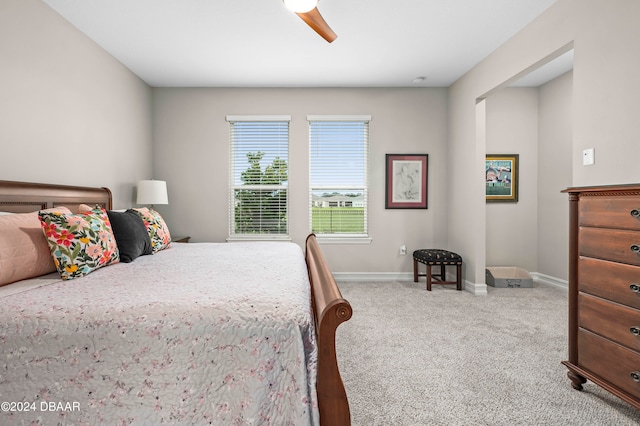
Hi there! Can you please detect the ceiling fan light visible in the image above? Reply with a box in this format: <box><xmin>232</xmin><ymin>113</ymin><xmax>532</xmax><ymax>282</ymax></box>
<box><xmin>283</xmin><ymin>0</ymin><xmax>318</xmax><ymax>13</ymax></box>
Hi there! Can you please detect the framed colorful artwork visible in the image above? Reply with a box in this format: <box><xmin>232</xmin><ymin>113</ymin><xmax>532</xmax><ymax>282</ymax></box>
<box><xmin>486</xmin><ymin>154</ymin><xmax>519</xmax><ymax>202</ymax></box>
<box><xmin>385</xmin><ymin>154</ymin><xmax>428</xmax><ymax>209</ymax></box>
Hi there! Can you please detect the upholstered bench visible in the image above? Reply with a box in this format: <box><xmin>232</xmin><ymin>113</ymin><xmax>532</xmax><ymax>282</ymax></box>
<box><xmin>413</xmin><ymin>249</ymin><xmax>462</xmax><ymax>291</ymax></box>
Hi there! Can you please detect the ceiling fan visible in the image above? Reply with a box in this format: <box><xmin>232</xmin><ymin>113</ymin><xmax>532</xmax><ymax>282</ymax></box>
<box><xmin>283</xmin><ymin>0</ymin><xmax>337</xmax><ymax>43</ymax></box>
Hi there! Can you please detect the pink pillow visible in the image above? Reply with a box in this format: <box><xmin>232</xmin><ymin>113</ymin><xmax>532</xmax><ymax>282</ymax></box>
<box><xmin>0</xmin><ymin>207</ymin><xmax>72</xmax><ymax>286</ymax></box>
<box><xmin>77</xmin><ymin>204</ymin><xmax>94</xmax><ymax>213</ymax></box>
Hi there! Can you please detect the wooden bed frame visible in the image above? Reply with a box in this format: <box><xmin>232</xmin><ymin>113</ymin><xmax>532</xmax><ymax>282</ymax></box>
<box><xmin>0</xmin><ymin>180</ymin><xmax>353</xmax><ymax>426</ymax></box>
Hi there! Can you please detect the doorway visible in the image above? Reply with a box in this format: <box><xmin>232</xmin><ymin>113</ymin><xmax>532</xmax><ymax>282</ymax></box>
<box><xmin>480</xmin><ymin>48</ymin><xmax>574</xmax><ymax>287</ymax></box>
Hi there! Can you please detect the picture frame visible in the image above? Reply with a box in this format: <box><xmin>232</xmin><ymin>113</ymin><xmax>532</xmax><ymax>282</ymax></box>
<box><xmin>385</xmin><ymin>154</ymin><xmax>428</xmax><ymax>209</ymax></box>
<box><xmin>486</xmin><ymin>154</ymin><xmax>519</xmax><ymax>202</ymax></box>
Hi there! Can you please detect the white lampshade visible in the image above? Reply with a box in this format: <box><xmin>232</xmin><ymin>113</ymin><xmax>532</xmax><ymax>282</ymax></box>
<box><xmin>283</xmin><ymin>0</ymin><xmax>317</xmax><ymax>13</ymax></box>
<box><xmin>136</xmin><ymin>180</ymin><xmax>168</xmax><ymax>205</ymax></box>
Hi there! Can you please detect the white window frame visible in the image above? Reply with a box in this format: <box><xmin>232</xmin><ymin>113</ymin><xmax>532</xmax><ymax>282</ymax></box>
<box><xmin>308</xmin><ymin>115</ymin><xmax>371</xmax><ymax>244</ymax></box>
<box><xmin>226</xmin><ymin>115</ymin><xmax>291</xmax><ymax>241</ymax></box>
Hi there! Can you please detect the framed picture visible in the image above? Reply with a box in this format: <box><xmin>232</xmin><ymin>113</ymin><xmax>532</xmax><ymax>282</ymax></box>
<box><xmin>385</xmin><ymin>154</ymin><xmax>428</xmax><ymax>209</ymax></box>
<box><xmin>486</xmin><ymin>154</ymin><xmax>519</xmax><ymax>202</ymax></box>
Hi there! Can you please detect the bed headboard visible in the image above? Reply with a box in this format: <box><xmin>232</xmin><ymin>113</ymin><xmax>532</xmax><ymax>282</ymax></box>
<box><xmin>0</xmin><ymin>180</ymin><xmax>112</xmax><ymax>213</ymax></box>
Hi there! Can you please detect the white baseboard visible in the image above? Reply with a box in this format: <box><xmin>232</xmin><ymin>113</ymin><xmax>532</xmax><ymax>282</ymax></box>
<box><xmin>333</xmin><ymin>272</ymin><xmax>489</xmax><ymax>296</ymax></box>
<box><xmin>332</xmin><ymin>271</ymin><xmax>566</xmax><ymax>294</ymax></box>
<box><xmin>531</xmin><ymin>272</ymin><xmax>568</xmax><ymax>290</ymax></box>
<box><xmin>333</xmin><ymin>272</ymin><xmax>414</xmax><ymax>281</ymax></box>
<box><xmin>464</xmin><ymin>280</ymin><xmax>488</xmax><ymax>296</ymax></box>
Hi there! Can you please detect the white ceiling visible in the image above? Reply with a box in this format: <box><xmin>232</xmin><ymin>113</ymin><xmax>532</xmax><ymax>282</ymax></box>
<box><xmin>42</xmin><ymin>0</ymin><xmax>571</xmax><ymax>88</ymax></box>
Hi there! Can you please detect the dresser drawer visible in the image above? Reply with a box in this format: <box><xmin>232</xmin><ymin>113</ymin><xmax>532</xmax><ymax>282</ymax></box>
<box><xmin>579</xmin><ymin>195</ymin><xmax>640</xmax><ymax>230</ymax></box>
<box><xmin>580</xmin><ymin>227</ymin><xmax>640</xmax><ymax>266</ymax></box>
<box><xmin>579</xmin><ymin>257</ymin><xmax>640</xmax><ymax>309</ymax></box>
<box><xmin>579</xmin><ymin>293</ymin><xmax>640</xmax><ymax>351</ymax></box>
<box><xmin>578</xmin><ymin>329</ymin><xmax>640</xmax><ymax>399</ymax></box>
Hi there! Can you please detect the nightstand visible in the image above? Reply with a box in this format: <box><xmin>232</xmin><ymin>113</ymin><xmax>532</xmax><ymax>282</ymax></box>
<box><xmin>173</xmin><ymin>236</ymin><xmax>191</xmax><ymax>243</ymax></box>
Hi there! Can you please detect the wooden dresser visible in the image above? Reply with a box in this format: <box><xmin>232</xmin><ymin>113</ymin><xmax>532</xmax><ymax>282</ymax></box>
<box><xmin>562</xmin><ymin>184</ymin><xmax>640</xmax><ymax>409</ymax></box>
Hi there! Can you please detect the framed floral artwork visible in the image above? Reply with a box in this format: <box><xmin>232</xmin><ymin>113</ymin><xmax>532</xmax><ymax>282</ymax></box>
<box><xmin>385</xmin><ymin>154</ymin><xmax>428</xmax><ymax>209</ymax></box>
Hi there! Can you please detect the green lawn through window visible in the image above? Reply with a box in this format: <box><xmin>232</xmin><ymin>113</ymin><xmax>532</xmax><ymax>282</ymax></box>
<box><xmin>312</xmin><ymin>207</ymin><xmax>364</xmax><ymax>233</ymax></box>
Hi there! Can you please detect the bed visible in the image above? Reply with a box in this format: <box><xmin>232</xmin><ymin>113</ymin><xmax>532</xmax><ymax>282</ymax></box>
<box><xmin>0</xmin><ymin>180</ymin><xmax>352</xmax><ymax>425</ymax></box>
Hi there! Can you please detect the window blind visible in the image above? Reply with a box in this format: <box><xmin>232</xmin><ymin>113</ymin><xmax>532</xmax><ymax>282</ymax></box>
<box><xmin>308</xmin><ymin>116</ymin><xmax>370</xmax><ymax>237</ymax></box>
<box><xmin>227</xmin><ymin>116</ymin><xmax>290</xmax><ymax>238</ymax></box>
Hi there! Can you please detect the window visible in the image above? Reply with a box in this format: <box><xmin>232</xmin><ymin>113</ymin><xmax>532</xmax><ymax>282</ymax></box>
<box><xmin>226</xmin><ymin>115</ymin><xmax>290</xmax><ymax>239</ymax></box>
<box><xmin>308</xmin><ymin>115</ymin><xmax>370</xmax><ymax>239</ymax></box>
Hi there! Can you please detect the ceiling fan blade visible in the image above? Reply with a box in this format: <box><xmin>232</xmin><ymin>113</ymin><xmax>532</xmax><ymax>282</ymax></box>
<box><xmin>296</xmin><ymin>7</ymin><xmax>337</xmax><ymax>43</ymax></box>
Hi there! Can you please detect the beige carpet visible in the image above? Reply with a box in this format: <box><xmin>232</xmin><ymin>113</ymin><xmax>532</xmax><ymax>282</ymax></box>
<box><xmin>335</xmin><ymin>280</ymin><xmax>640</xmax><ymax>426</ymax></box>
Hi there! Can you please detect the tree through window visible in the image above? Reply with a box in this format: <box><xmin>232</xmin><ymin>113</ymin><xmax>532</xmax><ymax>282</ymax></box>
<box><xmin>227</xmin><ymin>116</ymin><xmax>290</xmax><ymax>238</ymax></box>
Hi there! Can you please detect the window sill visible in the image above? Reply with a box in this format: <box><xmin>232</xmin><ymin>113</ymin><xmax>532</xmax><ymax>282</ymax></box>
<box><xmin>315</xmin><ymin>236</ymin><xmax>372</xmax><ymax>245</ymax></box>
<box><xmin>227</xmin><ymin>236</ymin><xmax>292</xmax><ymax>243</ymax></box>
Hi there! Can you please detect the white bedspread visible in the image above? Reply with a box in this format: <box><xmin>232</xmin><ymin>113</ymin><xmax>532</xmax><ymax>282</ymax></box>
<box><xmin>0</xmin><ymin>242</ymin><xmax>318</xmax><ymax>425</ymax></box>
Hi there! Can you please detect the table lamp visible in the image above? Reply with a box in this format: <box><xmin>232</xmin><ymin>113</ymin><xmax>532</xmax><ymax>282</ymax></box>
<box><xmin>136</xmin><ymin>180</ymin><xmax>168</xmax><ymax>210</ymax></box>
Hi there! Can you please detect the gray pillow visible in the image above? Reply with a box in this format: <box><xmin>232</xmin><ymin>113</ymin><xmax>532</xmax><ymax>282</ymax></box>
<box><xmin>106</xmin><ymin>209</ymin><xmax>153</xmax><ymax>263</ymax></box>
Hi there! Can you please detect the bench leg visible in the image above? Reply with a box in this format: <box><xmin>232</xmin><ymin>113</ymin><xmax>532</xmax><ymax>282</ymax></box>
<box><xmin>413</xmin><ymin>259</ymin><xmax>418</xmax><ymax>282</ymax></box>
<box><xmin>426</xmin><ymin>265</ymin><xmax>432</xmax><ymax>291</ymax></box>
<box><xmin>456</xmin><ymin>264</ymin><xmax>462</xmax><ymax>291</ymax></box>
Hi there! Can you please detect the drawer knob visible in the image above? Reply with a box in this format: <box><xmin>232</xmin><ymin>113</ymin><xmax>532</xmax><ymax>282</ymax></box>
<box><xmin>632</xmin><ymin>245</ymin><xmax>640</xmax><ymax>253</ymax></box>
<box><xmin>631</xmin><ymin>327</ymin><xmax>640</xmax><ymax>336</ymax></box>
<box><xmin>632</xmin><ymin>209</ymin><xmax>640</xmax><ymax>218</ymax></box>
<box><xmin>631</xmin><ymin>284</ymin><xmax>640</xmax><ymax>293</ymax></box>
<box><xmin>631</xmin><ymin>372</ymin><xmax>640</xmax><ymax>382</ymax></box>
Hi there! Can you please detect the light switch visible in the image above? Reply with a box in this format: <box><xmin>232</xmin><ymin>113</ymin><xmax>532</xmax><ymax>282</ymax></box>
<box><xmin>583</xmin><ymin>148</ymin><xmax>595</xmax><ymax>166</ymax></box>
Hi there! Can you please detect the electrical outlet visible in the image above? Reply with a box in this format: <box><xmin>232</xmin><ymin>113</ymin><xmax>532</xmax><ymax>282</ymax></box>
<box><xmin>400</xmin><ymin>245</ymin><xmax>407</xmax><ymax>255</ymax></box>
<box><xmin>583</xmin><ymin>148</ymin><xmax>595</xmax><ymax>166</ymax></box>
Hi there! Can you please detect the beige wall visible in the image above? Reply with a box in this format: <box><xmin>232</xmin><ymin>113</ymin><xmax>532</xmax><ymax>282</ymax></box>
<box><xmin>572</xmin><ymin>2</ymin><xmax>640</xmax><ymax>186</ymax></box>
<box><xmin>538</xmin><ymin>71</ymin><xmax>573</xmax><ymax>281</ymax></box>
<box><xmin>485</xmin><ymin>88</ymin><xmax>539</xmax><ymax>272</ymax></box>
<box><xmin>0</xmin><ymin>0</ymin><xmax>153</xmax><ymax>208</ymax></box>
<box><xmin>448</xmin><ymin>0</ymin><xmax>639</xmax><ymax>292</ymax></box>
<box><xmin>484</xmin><ymin>72</ymin><xmax>573</xmax><ymax>280</ymax></box>
<box><xmin>152</xmin><ymin>88</ymin><xmax>448</xmax><ymax>273</ymax></box>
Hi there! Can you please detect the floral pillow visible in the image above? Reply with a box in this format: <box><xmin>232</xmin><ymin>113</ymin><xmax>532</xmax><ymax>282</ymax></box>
<box><xmin>133</xmin><ymin>207</ymin><xmax>171</xmax><ymax>253</ymax></box>
<box><xmin>38</xmin><ymin>208</ymin><xmax>119</xmax><ymax>280</ymax></box>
